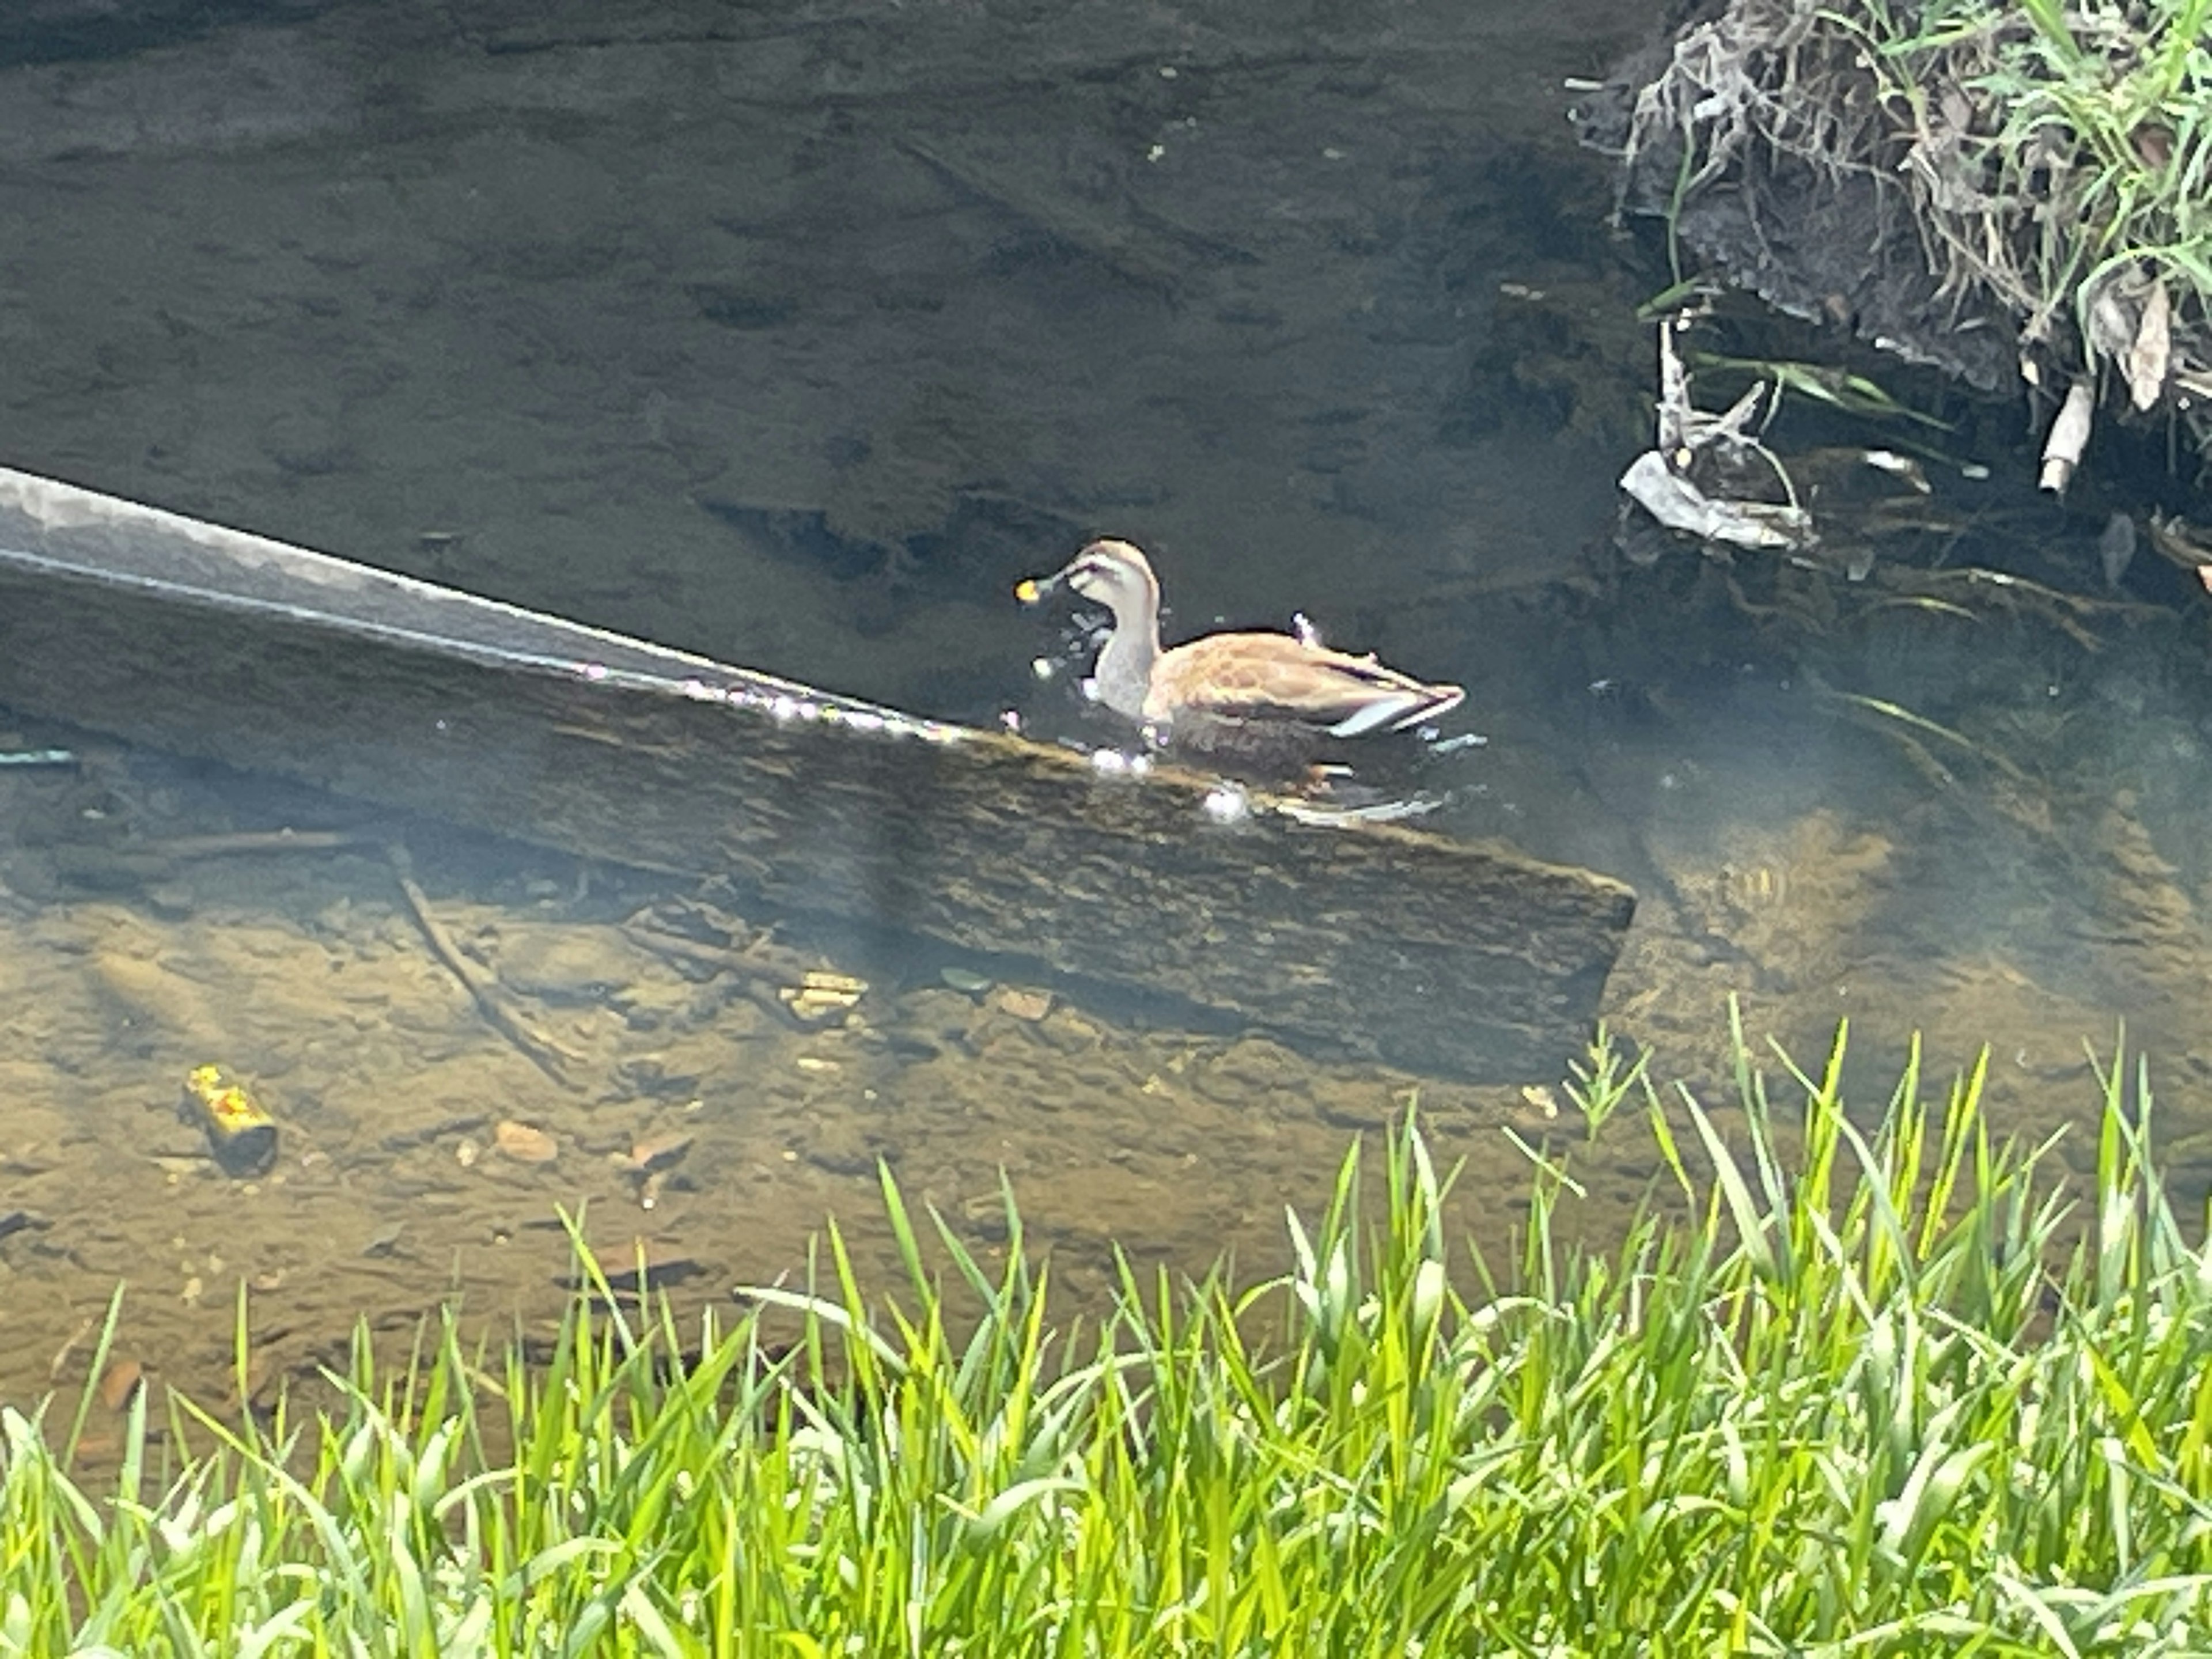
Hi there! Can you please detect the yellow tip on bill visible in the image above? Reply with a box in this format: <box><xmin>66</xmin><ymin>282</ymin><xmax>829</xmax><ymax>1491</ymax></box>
<box><xmin>1014</xmin><ymin>579</ymin><xmax>1040</xmax><ymax>604</ymax></box>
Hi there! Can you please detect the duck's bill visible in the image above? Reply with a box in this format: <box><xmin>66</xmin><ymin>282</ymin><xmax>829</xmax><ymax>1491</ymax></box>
<box><xmin>1014</xmin><ymin>572</ymin><xmax>1062</xmax><ymax>605</ymax></box>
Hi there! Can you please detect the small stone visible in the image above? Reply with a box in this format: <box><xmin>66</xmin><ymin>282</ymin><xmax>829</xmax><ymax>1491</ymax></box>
<box><xmin>618</xmin><ymin>1132</ymin><xmax>693</xmax><ymax>1176</ymax></box>
<box><xmin>1520</xmin><ymin>1084</ymin><xmax>1560</xmax><ymax>1119</ymax></box>
<box><xmin>993</xmin><ymin>987</ymin><xmax>1053</xmax><ymax>1021</ymax></box>
<box><xmin>494</xmin><ymin>1120</ymin><xmax>559</xmax><ymax>1164</ymax></box>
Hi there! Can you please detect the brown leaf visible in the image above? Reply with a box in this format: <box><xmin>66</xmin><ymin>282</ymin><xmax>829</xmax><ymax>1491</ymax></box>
<box><xmin>97</xmin><ymin>1358</ymin><xmax>143</xmax><ymax>1411</ymax></box>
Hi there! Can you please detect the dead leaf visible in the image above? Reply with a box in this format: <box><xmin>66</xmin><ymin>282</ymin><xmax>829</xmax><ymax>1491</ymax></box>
<box><xmin>97</xmin><ymin>1358</ymin><xmax>143</xmax><ymax>1411</ymax></box>
<box><xmin>2128</xmin><ymin>278</ymin><xmax>2171</xmax><ymax>412</ymax></box>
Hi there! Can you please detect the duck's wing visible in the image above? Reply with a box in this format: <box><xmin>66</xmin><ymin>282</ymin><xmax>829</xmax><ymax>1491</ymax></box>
<box><xmin>1149</xmin><ymin>633</ymin><xmax>1464</xmax><ymax>736</ymax></box>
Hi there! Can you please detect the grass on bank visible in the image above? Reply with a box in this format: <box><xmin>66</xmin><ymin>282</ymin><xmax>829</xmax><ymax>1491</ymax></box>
<box><xmin>9</xmin><ymin>1021</ymin><xmax>2212</xmax><ymax>1653</ymax></box>
<box><xmin>1629</xmin><ymin>0</ymin><xmax>2212</xmax><ymax>437</ymax></box>
<box><xmin>1862</xmin><ymin>0</ymin><xmax>2212</xmax><ymax>354</ymax></box>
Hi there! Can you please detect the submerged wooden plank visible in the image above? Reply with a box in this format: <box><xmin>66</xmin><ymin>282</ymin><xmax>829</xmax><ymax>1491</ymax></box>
<box><xmin>0</xmin><ymin>467</ymin><xmax>1633</xmax><ymax>1080</ymax></box>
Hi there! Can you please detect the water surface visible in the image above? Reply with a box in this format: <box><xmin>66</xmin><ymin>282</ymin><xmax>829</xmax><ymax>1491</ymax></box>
<box><xmin>3</xmin><ymin>0</ymin><xmax>2210</xmax><ymax>1421</ymax></box>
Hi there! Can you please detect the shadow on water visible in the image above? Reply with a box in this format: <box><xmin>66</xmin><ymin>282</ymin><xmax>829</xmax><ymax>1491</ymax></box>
<box><xmin>4</xmin><ymin>0</ymin><xmax>2212</xmax><ymax>1429</ymax></box>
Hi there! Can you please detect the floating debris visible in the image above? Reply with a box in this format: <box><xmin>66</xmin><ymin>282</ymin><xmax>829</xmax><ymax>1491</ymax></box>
<box><xmin>180</xmin><ymin>1065</ymin><xmax>277</xmax><ymax>1177</ymax></box>
<box><xmin>0</xmin><ymin>748</ymin><xmax>75</xmax><ymax>769</ymax></box>
<box><xmin>1617</xmin><ymin>324</ymin><xmax>1817</xmax><ymax>554</ymax></box>
<box><xmin>1428</xmin><ymin>732</ymin><xmax>1489</xmax><ymax>755</ymax></box>
<box><xmin>493</xmin><ymin>1119</ymin><xmax>559</xmax><ymax>1164</ymax></box>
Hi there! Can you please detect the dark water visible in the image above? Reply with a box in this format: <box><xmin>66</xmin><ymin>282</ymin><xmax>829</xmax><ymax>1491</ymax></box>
<box><xmin>4</xmin><ymin>0</ymin><xmax>2212</xmax><ymax>1422</ymax></box>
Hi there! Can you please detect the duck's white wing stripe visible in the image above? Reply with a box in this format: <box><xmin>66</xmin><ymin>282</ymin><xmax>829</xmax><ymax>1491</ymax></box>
<box><xmin>1329</xmin><ymin>695</ymin><xmax>1426</xmax><ymax>737</ymax></box>
<box><xmin>1327</xmin><ymin>684</ymin><xmax>1465</xmax><ymax>737</ymax></box>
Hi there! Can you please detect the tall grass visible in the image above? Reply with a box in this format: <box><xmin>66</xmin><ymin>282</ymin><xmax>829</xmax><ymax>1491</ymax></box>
<box><xmin>8</xmin><ymin>1019</ymin><xmax>2212</xmax><ymax>1653</ymax></box>
<box><xmin>1876</xmin><ymin>0</ymin><xmax>2212</xmax><ymax>344</ymax></box>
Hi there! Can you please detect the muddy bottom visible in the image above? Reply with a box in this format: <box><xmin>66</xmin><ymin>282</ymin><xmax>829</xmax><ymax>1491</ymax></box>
<box><xmin>0</xmin><ymin>731</ymin><xmax>1617</xmax><ymax>1439</ymax></box>
<box><xmin>12</xmin><ymin>539</ymin><xmax>2212</xmax><ymax>1444</ymax></box>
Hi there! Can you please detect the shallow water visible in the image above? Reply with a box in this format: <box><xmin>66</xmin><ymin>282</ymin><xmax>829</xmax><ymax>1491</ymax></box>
<box><xmin>4</xmin><ymin>0</ymin><xmax>2212</xmax><ymax>1425</ymax></box>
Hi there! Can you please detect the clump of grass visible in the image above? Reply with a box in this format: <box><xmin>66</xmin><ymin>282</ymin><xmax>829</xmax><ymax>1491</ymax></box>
<box><xmin>1878</xmin><ymin>0</ymin><xmax>2212</xmax><ymax>350</ymax></box>
<box><xmin>1617</xmin><ymin>0</ymin><xmax>2212</xmax><ymax>457</ymax></box>
<box><xmin>8</xmin><ymin>1020</ymin><xmax>2212</xmax><ymax>1652</ymax></box>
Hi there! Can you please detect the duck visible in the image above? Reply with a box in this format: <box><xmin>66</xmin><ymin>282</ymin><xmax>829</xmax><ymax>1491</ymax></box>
<box><xmin>1016</xmin><ymin>538</ymin><xmax>1464</xmax><ymax>763</ymax></box>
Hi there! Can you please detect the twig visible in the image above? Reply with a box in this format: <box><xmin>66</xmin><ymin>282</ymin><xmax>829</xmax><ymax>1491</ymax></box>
<box><xmin>48</xmin><ymin>1313</ymin><xmax>97</xmax><ymax>1383</ymax></box>
<box><xmin>385</xmin><ymin>844</ymin><xmax>584</xmax><ymax>1090</ymax></box>
<box><xmin>150</xmin><ymin>828</ymin><xmax>375</xmax><ymax>859</ymax></box>
<box><xmin>619</xmin><ymin>920</ymin><xmax>814</xmax><ymax>1028</ymax></box>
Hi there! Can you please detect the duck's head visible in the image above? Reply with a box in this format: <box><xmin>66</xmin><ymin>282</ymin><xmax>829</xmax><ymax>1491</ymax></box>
<box><xmin>1015</xmin><ymin>539</ymin><xmax>1160</xmax><ymax>622</ymax></box>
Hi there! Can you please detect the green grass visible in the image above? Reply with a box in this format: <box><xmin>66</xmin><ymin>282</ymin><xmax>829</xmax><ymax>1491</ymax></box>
<box><xmin>1632</xmin><ymin>0</ymin><xmax>2212</xmax><ymax>437</ymax></box>
<box><xmin>1866</xmin><ymin>0</ymin><xmax>2212</xmax><ymax>349</ymax></box>
<box><xmin>10</xmin><ymin>1017</ymin><xmax>2212</xmax><ymax>1653</ymax></box>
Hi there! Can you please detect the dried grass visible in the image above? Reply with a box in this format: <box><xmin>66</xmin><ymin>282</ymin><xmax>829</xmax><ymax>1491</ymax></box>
<box><xmin>1616</xmin><ymin>0</ymin><xmax>2212</xmax><ymax>464</ymax></box>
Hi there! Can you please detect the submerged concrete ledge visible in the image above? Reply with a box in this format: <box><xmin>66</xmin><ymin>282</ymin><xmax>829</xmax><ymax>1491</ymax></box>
<box><xmin>0</xmin><ymin>465</ymin><xmax>1634</xmax><ymax>1080</ymax></box>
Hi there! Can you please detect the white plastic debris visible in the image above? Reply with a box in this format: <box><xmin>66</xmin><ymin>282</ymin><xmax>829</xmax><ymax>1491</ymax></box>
<box><xmin>2039</xmin><ymin>378</ymin><xmax>2095</xmax><ymax>494</ymax></box>
<box><xmin>1618</xmin><ymin>450</ymin><xmax>1816</xmax><ymax>552</ymax></box>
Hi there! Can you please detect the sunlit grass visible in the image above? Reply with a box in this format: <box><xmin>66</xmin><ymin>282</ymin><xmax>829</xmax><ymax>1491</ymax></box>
<box><xmin>1866</xmin><ymin>0</ymin><xmax>2212</xmax><ymax>347</ymax></box>
<box><xmin>9</xmin><ymin>1017</ymin><xmax>2212</xmax><ymax>1653</ymax></box>
<box><xmin>1634</xmin><ymin>0</ymin><xmax>2212</xmax><ymax>425</ymax></box>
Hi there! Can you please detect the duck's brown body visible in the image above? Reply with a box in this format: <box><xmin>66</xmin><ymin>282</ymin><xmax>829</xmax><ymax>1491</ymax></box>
<box><xmin>1017</xmin><ymin>539</ymin><xmax>1464</xmax><ymax>763</ymax></box>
